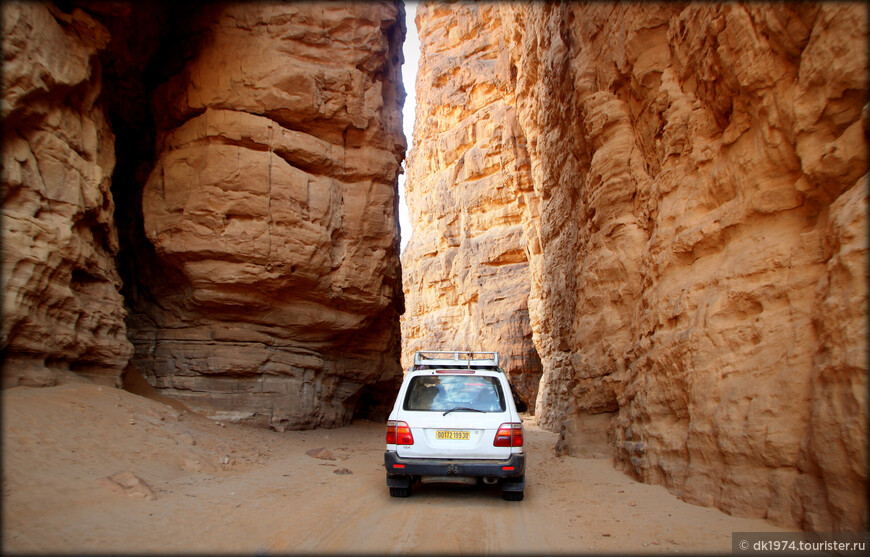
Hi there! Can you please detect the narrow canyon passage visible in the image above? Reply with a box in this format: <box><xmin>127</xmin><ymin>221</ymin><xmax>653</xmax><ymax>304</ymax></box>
<box><xmin>1</xmin><ymin>0</ymin><xmax>866</xmax><ymax>543</ymax></box>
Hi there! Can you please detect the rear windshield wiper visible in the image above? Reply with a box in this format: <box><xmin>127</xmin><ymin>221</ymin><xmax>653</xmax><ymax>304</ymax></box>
<box><xmin>442</xmin><ymin>407</ymin><xmax>486</xmax><ymax>416</ymax></box>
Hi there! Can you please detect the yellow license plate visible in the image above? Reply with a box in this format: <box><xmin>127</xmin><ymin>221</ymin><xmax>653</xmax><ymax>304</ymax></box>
<box><xmin>436</xmin><ymin>430</ymin><xmax>470</xmax><ymax>440</ymax></box>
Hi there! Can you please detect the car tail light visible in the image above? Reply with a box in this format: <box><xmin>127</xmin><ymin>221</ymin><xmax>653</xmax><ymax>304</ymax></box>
<box><xmin>386</xmin><ymin>420</ymin><xmax>414</xmax><ymax>445</ymax></box>
<box><xmin>493</xmin><ymin>423</ymin><xmax>523</xmax><ymax>447</ymax></box>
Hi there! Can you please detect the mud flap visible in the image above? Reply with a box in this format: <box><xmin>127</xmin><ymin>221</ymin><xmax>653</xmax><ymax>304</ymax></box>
<box><xmin>386</xmin><ymin>473</ymin><xmax>411</xmax><ymax>488</ymax></box>
<box><xmin>501</xmin><ymin>475</ymin><xmax>525</xmax><ymax>492</ymax></box>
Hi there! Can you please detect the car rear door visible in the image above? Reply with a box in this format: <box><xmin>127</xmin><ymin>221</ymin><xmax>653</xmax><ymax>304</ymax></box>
<box><xmin>395</xmin><ymin>371</ymin><xmax>513</xmax><ymax>460</ymax></box>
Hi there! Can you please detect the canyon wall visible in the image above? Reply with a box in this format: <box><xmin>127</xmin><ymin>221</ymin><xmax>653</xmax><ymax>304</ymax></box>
<box><xmin>407</xmin><ymin>2</ymin><xmax>867</xmax><ymax>530</ymax></box>
<box><xmin>129</xmin><ymin>1</ymin><xmax>407</xmax><ymax>429</ymax></box>
<box><xmin>2</xmin><ymin>1</ymin><xmax>407</xmax><ymax>429</ymax></box>
<box><xmin>401</xmin><ymin>3</ymin><xmax>542</xmax><ymax>407</ymax></box>
<box><xmin>1</xmin><ymin>3</ymin><xmax>133</xmax><ymax>387</ymax></box>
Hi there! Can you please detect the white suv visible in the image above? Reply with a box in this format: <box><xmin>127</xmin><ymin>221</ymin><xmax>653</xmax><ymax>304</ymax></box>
<box><xmin>384</xmin><ymin>351</ymin><xmax>525</xmax><ymax>501</ymax></box>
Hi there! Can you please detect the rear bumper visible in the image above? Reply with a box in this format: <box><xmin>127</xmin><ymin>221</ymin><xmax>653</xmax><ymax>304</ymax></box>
<box><xmin>384</xmin><ymin>450</ymin><xmax>525</xmax><ymax>487</ymax></box>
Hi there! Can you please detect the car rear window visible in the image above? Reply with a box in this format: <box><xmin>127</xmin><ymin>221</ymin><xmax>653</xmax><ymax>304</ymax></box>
<box><xmin>403</xmin><ymin>375</ymin><xmax>506</xmax><ymax>412</ymax></box>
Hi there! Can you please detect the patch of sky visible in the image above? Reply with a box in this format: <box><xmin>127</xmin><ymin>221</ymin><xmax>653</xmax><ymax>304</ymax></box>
<box><xmin>398</xmin><ymin>1</ymin><xmax>419</xmax><ymax>253</ymax></box>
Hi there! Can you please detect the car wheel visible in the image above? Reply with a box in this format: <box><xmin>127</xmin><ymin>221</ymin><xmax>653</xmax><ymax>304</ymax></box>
<box><xmin>503</xmin><ymin>490</ymin><xmax>524</xmax><ymax>501</ymax></box>
<box><xmin>390</xmin><ymin>487</ymin><xmax>411</xmax><ymax>498</ymax></box>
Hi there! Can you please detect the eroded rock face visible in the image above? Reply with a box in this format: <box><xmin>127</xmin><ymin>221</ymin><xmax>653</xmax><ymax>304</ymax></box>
<box><xmin>1</xmin><ymin>3</ymin><xmax>133</xmax><ymax>387</ymax></box>
<box><xmin>2</xmin><ymin>1</ymin><xmax>406</xmax><ymax>429</ymax></box>
<box><xmin>407</xmin><ymin>2</ymin><xmax>866</xmax><ymax>530</ymax></box>
<box><xmin>130</xmin><ymin>2</ymin><xmax>406</xmax><ymax>429</ymax></box>
<box><xmin>401</xmin><ymin>3</ymin><xmax>542</xmax><ymax>407</ymax></box>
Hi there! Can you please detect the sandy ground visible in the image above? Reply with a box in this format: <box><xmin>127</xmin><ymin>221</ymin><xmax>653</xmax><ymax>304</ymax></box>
<box><xmin>1</xmin><ymin>382</ymin><xmax>792</xmax><ymax>554</ymax></box>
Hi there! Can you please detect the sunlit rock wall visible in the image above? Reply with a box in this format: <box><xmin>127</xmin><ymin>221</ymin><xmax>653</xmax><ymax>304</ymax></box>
<box><xmin>401</xmin><ymin>3</ymin><xmax>542</xmax><ymax>406</ymax></box>
<box><xmin>408</xmin><ymin>1</ymin><xmax>867</xmax><ymax>530</ymax></box>
<box><xmin>1</xmin><ymin>3</ymin><xmax>133</xmax><ymax>387</ymax></box>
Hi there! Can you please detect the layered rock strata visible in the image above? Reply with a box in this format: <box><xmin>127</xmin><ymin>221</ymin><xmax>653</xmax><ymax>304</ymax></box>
<box><xmin>130</xmin><ymin>2</ymin><xmax>407</xmax><ymax>428</ymax></box>
<box><xmin>407</xmin><ymin>2</ymin><xmax>867</xmax><ymax>530</ymax></box>
<box><xmin>401</xmin><ymin>3</ymin><xmax>542</xmax><ymax>407</ymax></box>
<box><xmin>1</xmin><ymin>3</ymin><xmax>133</xmax><ymax>387</ymax></box>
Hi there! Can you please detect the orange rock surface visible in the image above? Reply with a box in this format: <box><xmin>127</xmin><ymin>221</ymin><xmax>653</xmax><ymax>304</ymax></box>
<box><xmin>1</xmin><ymin>3</ymin><xmax>133</xmax><ymax>387</ymax></box>
<box><xmin>401</xmin><ymin>3</ymin><xmax>542</xmax><ymax>406</ymax></box>
<box><xmin>2</xmin><ymin>2</ymin><xmax>407</xmax><ymax>429</ymax></box>
<box><xmin>134</xmin><ymin>2</ymin><xmax>407</xmax><ymax>428</ymax></box>
<box><xmin>406</xmin><ymin>2</ymin><xmax>867</xmax><ymax>530</ymax></box>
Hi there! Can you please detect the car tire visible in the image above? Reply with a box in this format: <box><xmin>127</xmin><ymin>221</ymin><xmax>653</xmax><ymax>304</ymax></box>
<box><xmin>390</xmin><ymin>487</ymin><xmax>411</xmax><ymax>498</ymax></box>
<box><xmin>503</xmin><ymin>490</ymin><xmax>524</xmax><ymax>501</ymax></box>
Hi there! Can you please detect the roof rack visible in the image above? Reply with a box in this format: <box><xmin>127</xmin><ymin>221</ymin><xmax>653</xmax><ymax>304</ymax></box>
<box><xmin>413</xmin><ymin>351</ymin><xmax>500</xmax><ymax>370</ymax></box>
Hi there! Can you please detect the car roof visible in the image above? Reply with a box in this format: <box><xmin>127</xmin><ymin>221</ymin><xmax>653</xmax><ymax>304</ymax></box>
<box><xmin>407</xmin><ymin>367</ymin><xmax>502</xmax><ymax>376</ymax></box>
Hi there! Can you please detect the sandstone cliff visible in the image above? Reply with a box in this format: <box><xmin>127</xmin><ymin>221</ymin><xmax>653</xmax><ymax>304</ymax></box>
<box><xmin>406</xmin><ymin>2</ymin><xmax>867</xmax><ymax>530</ymax></box>
<box><xmin>401</xmin><ymin>3</ymin><xmax>542</xmax><ymax>407</ymax></box>
<box><xmin>2</xmin><ymin>1</ymin><xmax>407</xmax><ymax>429</ymax></box>
<box><xmin>130</xmin><ymin>2</ymin><xmax>407</xmax><ymax>429</ymax></box>
<box><xmin>1</xmin><ymin>3</ymin><xmax>133</xmax><ymax>387</ymax></box>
